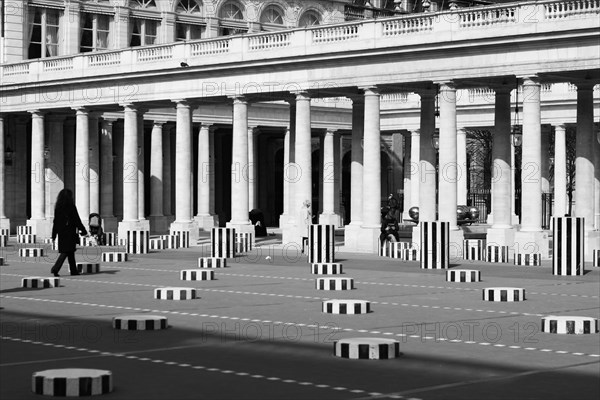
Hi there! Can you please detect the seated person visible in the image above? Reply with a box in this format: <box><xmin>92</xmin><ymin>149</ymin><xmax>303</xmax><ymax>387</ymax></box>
<box><xmin>380</xmin><ymin>207</ymin><xmax>400</xmax><ymax>244</ymax></box>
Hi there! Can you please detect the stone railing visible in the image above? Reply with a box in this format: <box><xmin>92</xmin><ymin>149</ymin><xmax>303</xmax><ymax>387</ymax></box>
<box><xmin>1</xmin><ymin>0</ymin><xmax>597</xmax><ymax>81</ymax></box>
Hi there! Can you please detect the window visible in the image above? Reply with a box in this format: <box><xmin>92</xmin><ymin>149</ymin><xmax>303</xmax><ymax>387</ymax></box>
<box><xmin>176</xmin><ymin>23</ymin><xmax>203</xmax><ymax>41</ymax></box>
<box><xmin>80</xmin><ymin>13</ymin><xmax>110</xmax><ymax>52</ymax></box>
<box><xmin>130</xmin><ymin>18</ymin><xmax>157</xmax><ymax>46</ymax></box>
<box><xmin>260</xmin><ymin>5</ymin><xmax>284</xmax><ymax>25</ymax></box>
<box><xmin>177</xmin><ymin>0</ymin><xmax>202</xmax><ymax>14</ymax></box>
<box><xmin>299</xmin><ymin>11</ymin><xmax>320</xmax><ymax>27</ymax></box>
<box><xmin>28</xmin><ymin>7</ymin><xmax>60</xmax><ymax>59</ymax></box>
<box><xmin>132</xmin><ymin>0</ymin><xmax>157</xmax><ymax>9</ymax></box>
<box><xmin>220</xmin><ymin>2</ymin><xmax>243</xmax><ymax>20</ymax></box>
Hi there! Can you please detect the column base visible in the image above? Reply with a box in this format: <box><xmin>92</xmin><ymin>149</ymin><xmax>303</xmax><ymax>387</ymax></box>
<box><xmin>343</xmin><ymin>223</ymin><xmax>363</xmax><ymax>250</ymax></box>
<box><xmin>101</xmin><ymin>216</ymin><xmax>119</xmax><ymax>234</ymax></box>
<box><xmin>319</xmin><ymin>213</ymin><xmax>342</xmax><ymax>227</ymax></box>
<box><xmin>279</xmin><ymin>214</ymin><xmax>294</xmax><ymax>230</ymax></box>
<box><xmin>149</xmin><ymin>215</ymin><xmax>169</xmax><ymax>234</ymax></box>
<box><xmin>513</xmin><ymin>230</ymin><xmax>550</xmax><ymax>259</ymax></box>
<box><xmin>0</xmin><ymin>218</ymin><xmax>11</xmax><ymax>233</ymax></box>
<box><xmin>226</xmin><ymin>222</ymin><xmax>254</xmax><ymax>236</ymax></box>
<box><xmin>118</xmin><ymin>220</ymin><xmax>150</xmax><ymax>239</ymax></box>
<box><xmin>585</xmin><ymin>230</ymin><xmax>600</xmax><ymax>262</ymax></box>
<box><xmin>448</xmin><ymin>228</ymin><xmax>465</xmax><ymax>260</ymax></box>
<box><xmin>26</xmin><ymin>219</ymin><xmax>52</xmax><ymax>239</ymax></box>
<box><xmin>169</xmin><ymin>220</ymin><xmax>200</xmax><ymax>243</ymax></box>
<box><xmin>486</xmin><ymin>227</ymin><xmax>516</xmax><ymax>249</ymax></box>
<box><xmin>194</xmin><ymin>214</ymin><xmax>219</xmax><ymax>231</ymax></box>
<box><xmin>344</xmin><ymin>224</ymin><xmax>379</xmax><ymax>253</ymax></box>
<box><xmin>281</xmin><ymin>222</ymin><xmax>302</xmax><ymax>248</ymax></box>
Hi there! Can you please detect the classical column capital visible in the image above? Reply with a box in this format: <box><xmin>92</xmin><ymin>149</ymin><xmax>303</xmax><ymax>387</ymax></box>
<box><xmin>457</xmin><ymin>127</ymin><xmax>467</xmax><ymax>135</ymax></box>
<box><xmin>572</xmin><ymin>81</ymin><xmax>596</xmax><ymax>91</ymax></box>
<box><xmin>172</xmin><ymin>99</ymin><xmax>193</xmax><ymax>109</ymax></box>
<box><xmin>491</xmin><ymin>83</ymin><xmax>512</xmax><ymax>95</ymax></box>
<box><xmin>120</xmin><ymin>103</ymin><xmax>139</xmax><ymax>112</ymax></box>
<box><xmin>359</xmin><ymin>86</ymin><xmax>380</xmax><ymax>96</ymax></box>
<box><xmin>292</xmin><ymin>91</ymin><xmax>310</xmax><ymax>101</ymax></box>
<box><xmin>324</xmin><ymin>128</ymin><xmax>337</xmax><ymax>136</ymax></box>
<box><xmin>229</xmin><ymin>95</ymin><xmax>249</xmax><ymax>105</ymax></box>
<box><xmin>248</xmin><ymin>126</ymin><xmax>259</xmax><ymax>135</ymax></box>
<box><xmin>416</xmin><ymin>87</ymin><xmax>437</xmax><ymax>99</ymax></box>
<box><xmin>152</xmin><ymin>120</ymin><xmax>166</xmax><ymax>127</ymax></box>
<box><xmin>28</xmin><ymin>109</ymin><xmax>45</xmax><ymax>118</ymax></box>
<box><xmin>198</xmin><ymin>122</ymin><xmax>212</xmax><ymax>130</ymax></box>
<box><xmin>519</xmin><ymin>75</ymin><xmax>540</xmax><ymax>86</ymax></box>
<box><xmin>71</xmin><ymin>106</ymin><xmax>90</xmax><ymax>115</ymax></box>
<box><xmin>553</xmin><ymin>123</ymin><xmax>567</xmax><ymax>131</ymax></box>
<box><xmin>411</xmin><ymin>129</ymin><xmax>421</xmax><ymax>137</ymax></box>
<box><xmin>436</xmin><ymin>80</ymin><xmax>457</xmax><ymax>90</ymax></box>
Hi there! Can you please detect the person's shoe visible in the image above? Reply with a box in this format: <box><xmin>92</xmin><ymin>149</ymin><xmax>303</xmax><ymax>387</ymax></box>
<box><xmin>70</xmin><ymin>271</ymin><xmax>80</xmax><ymax>276</ymax></box>
<box><xmin>51</xmin><ymin>269</ymin><xmax>59</xmax><ymax>277</ymax></box>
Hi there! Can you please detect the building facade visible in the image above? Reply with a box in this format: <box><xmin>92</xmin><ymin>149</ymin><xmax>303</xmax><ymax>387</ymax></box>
<box><xmin>1</xmin><ymin>0</ymin><xmax>599</xmax><ymax>259</ymax></box>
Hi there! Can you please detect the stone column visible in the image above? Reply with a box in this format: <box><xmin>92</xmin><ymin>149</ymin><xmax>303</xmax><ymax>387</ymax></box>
<box><xmin>319</xmin><ymin>129</ymin><xmax>341</xmax><ymax>226</ymax></box>
<box><xmin>487</xmin><ymin>86</ymin><xmax>515</xmax><ymax>247</ymax></box>
<box><xmin>45</xmin><ymin>116</ymin><xmax>65</xmax><ymax>224</ymax></box>
<box><xmin>26</xmin><ymin>111</ymin><xmax>50</xmax><ymax>237</ymax></box>
<box><xmin>333</xmin><ymin>131</ymin><xmax>342</xmax><ymax>223</ymax></box>
<box><xmin>574</xmin><ymin>82</ymin><xmax>599</xmax><ymax>261</ymax></box>
<box><xmin>553</xmin><ymin>124</ymin><xmax>567</xmax><ymax>217</ymax></box>
<box><xmin>457</xmin><ymin>127</ymin><xmax>468</xmax><ymax>205</ymax></box>
<box><xmin>169</xmin><ymin>100</ymin><xmax>199</xmax><ymax>240</ymax></box>
<box><xmin>248</xmin><ymin>126</ymin><xmax>258</xmax><ymax>212</ymax></box>
<box><xmin>162</xmin><ymin>124</ymin><xmax>173</xmax><ymax>221</ymax></box>
<box><xmin>295</xmin><ymin>91</ymin><xmax>312</xmax><ymax>222</ymax></box>
<box><xmin>195</xmin><ymin>123</ymin><xmax>218</xmax><ymax>229</ymax></box>
<box><xmin>360</xmin><ymin>87</ymin><xmax>382</xmax><ymax>253</ymax></box>
<box><xmin>0</xmin><ymin>115</ymin><xmax>9</xmax><ymax>231</ymax></box>
<box><xmin>344</xmin><ymin>96</ymin><xmax>365</xmax><ymax>249</ymax></box>
<box><xmin>63</xmin><ymin>119</ymin><xmax>76</xmax><ymax>192</ymax></box>
<box><xmin>594</xmin><ymin>126</ymin><xmax>600</xmax><ymax>229</ymax></box>
<box><xmin>227</xmin><ymin>96</ymin><xmax>252</xmax><ymax>235</ymax></box>
<box><xmin>403</xmin><ymin>130</ymin><xmax>420</xmax><ymax>220</ymax></box>
<box><xmin>89</xmin><ymin>114</ymin><xmax>100</xmax><ymax>215</ymax></box>
<box><xmin>541</xmin><ymin>125</ymin><xmax>551</xmax><ymax>194</ymax></box>
<box><xmin>391</xmin><ymin>132</ymin><xmax>404</xmax><ymax>206</ymax></box>
<box><xmin>514</xmin><ymin>77</ymin><xmax>549</xmax><ymax>258</ymax></box>
<box><xmin>279</xmin><ymin>127</ymin><xmax>293</xmax><ymax>227</ymax></box>
<box><xmin>100</xmin><ymin>118</ymin><xmax>117</xmax><ymax>232</ymax></box>
<box><xmin>73</xmin><ymin>107</ymin><xmax>90</xmax><ymax>221</ymax></box>
<box><xmin>137</xmin><ymin>112</ymin><xmax>146</xmax><ymax>221</ymax></box>
<box><xmin>149</xmin><ymin>120</ymin><xmax>168</xmax><ymax>233</ymax></box>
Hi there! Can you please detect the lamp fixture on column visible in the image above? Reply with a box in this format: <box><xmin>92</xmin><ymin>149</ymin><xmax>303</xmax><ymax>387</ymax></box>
<box><xmin>432</xmin><ymin>130</ymin><xmax>440</xmax><ymax>150</ymax></box>
<box><xmin>512</xmin><ymin>83</ymin><xmax>522</xmax><ymax>147</ymax></box>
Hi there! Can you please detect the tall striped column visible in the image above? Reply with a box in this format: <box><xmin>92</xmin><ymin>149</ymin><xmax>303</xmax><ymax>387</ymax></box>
<box><xmin>553</xmin><ymin>217</ymin><xmax>585</xmax><ymax>276</ymax></box>
<box><xmin>127</xmin><ymin>230</ymin><xmax>149</xmax><ymax>254</ymax></box>
<box><xmin>420</xmin><ymin>221</ymin><xmax>449</xmax><ymax>269</ymax></box>
<box><xmin>211</xmin><ymin>228</ymin><xmax>236</xmax><ymax>258</ymax></box>
<box><xmin>308</xmin><ymin>224</ymin><xmax>335</xmax><ymax>263</ymax></box>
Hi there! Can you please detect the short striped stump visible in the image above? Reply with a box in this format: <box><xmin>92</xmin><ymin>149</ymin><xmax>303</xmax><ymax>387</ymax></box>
<box><xmin>400</xmin><ymin>248</ymin><xmax>419</xmax><ymax>261</ymax></box>
<box><xmin>112</xmin><ymin>315</ymin><xmax>168</xmax><ymax>330</ymax></box>
<box><xmin>22</xmin><ymin>277</ymin><xmax>59</xmax><ymax>288</ymax></box>
<box><xmin>17</xmin><ymin>225</ymin><xmax>32</xmax><ymax>235</ymax></box>
<box><xmin>541</xmin><ymin>316</ymin><xmax>599</xmax><ymax>335</ymax></box>
<box><xmin>311</xmin><ymin>263</ymin><xmax>343</xmax><ymax>275</ymax></box>
<box><xmin>76</xmin><ymin>263</ymin><xmax>100</xmax><ymax>274</ymax></box>
<box><xmin>80</xmin><ymin>236</ymin><xmax>95</xmax><ymax>246</ymax></box>
<box><xmin>446</xmin><ymin>269</ymin><xmax>481</xmax><ymax>282</ymax></box>
<box><xmin>149</xmin><ymin>238</ymin><xmax>164</xmax><ymax>250</ymax></box>
<box><xmin>211</xmin><ymin>228</ymin><xmax>236</xmax><ymax>258</ymax></box>
<box><xmin>118</xmin><ymin>238</ymin><xmax>127</xmax><ymax>246</ymax></box>
<box><xmin>32</xmin><ymin>369</ymin><xmax>113</xmax><ymax>396</ymax></box>
<box><xmin>486</xmin><ymin>245</ymin><xmax>509</xmax><ymax>263</ymax></box>
<box><xmin>154</xmin><ymin>287</ymin><xmax>197</xmax><ymax>300</ymax></box>
<box><xmin>19</xmin><ymin>248</ymin><xmax>43</xmax><ymax>258</ymax></box>
<box><xmin>104</xmin><ymin>232</ymin><xmax>117</xmax><ymax>246</ymax></box>
<box><xmin>594</xmin><ymin>250</ymin><xmax>600</xmax><ymax>267</ymax></box>
<box><xmin>316</xmin><ymin>277</ymin><xmax>354</xmax><ymax>291</ymax></box>
<box><xmin>236</xmin><ymin>232</ymin><xmax>253</xmax><ymax>253</ymax></box>
<box><xmin>322</xmin><ymin>300</ymin><xmax>370</xmax><ymax>314</ymax></box>
<box><xmin>180</xmin><ymin>269</ymin><xmax>215</xmax><ymax>281</ymax></box>
<box><xmin>171</xmin><ymin>230</ymin><xmax>190</xmax><ymax>248</ymax></box>
<box><xmin>553</xmin><ymin>217</ymin><xmax>585</xmax><ymax>275</ymax></box>
<box><xmin>18</xmin><ymin>234</ymin><xmax>36</xmax><ymax>244</ymax></box>
<box><xmin>101</xmin><ymin>252</ymin><xmax>127</xmax><ymax>262</ymax></box>
<box><xmin>0</xmin><ymin>235</ymin><xmax>7</xmax><ymax>246</ymax></box>
<box><xmin>162</xmin><ymin>235</ymin><xmax>180</xmax><ymax>249</ymax></box>
<box><xmin>0</xmin><ymin>228</ymin><xmax>9</xmax><ymax>236</ymax></box>
<box><xmin>197</xmin><ymin>257</ymin><xmax>227</xmax><ymax>268</ymax></box>
<box><xmin>483</xmin><ymin>287</ymin><xmax>525</xmax><ymax>302</ymax></box>
<box><xmin>464</xmin><ymin>239</ymin><xmax>485</xmax><ymax>261</ymax></box>
<box><xmin>515</xmin><ymin>253</ymin><xmax>542</xmax><ymax>266</ymax></box>
<box><xmin>333</xmin><ymin>338</ymin><xmax>400</xmax><ymax>360</ymax></box>
<box><xmin>379</xmin><ymin>242</ymin><xmax>411</xmax><ymax>258</ymax></box>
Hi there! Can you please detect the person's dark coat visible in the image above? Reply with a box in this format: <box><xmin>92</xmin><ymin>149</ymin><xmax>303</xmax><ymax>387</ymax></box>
<box><xmin>52</xmin><ymin>204</ymin><xmax>87</xmax><ymax>253</ymax></box>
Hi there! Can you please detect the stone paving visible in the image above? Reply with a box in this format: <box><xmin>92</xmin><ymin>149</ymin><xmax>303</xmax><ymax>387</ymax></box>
<box><xmin>1</xmin><ymin>237</ymin><xmax>599</xmax><ymax>399</ymax></box>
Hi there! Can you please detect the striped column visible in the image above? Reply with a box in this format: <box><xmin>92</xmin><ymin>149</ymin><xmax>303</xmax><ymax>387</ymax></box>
<box><xmin>211</xmin><ymin>228</ymin><xmax>236</xmax><ymax>258</ymax></box>
<box><xmin>104</xmin><ymin>232</ymin><xmax>116</xmax><ymax>246</ymax></box>
<box><xmin>127</xmin><ymin>230</ymin><xmax>149</xmax><ymax>254</ymax></box>
<box><xmin>541</xmin><ymin>316</ymin><xmax>598</xmax><ymax>334</ymax></box>
<box><xmin>447</xmin><ymin>269</ymin><xmax>481</xmax><ymax>282</ymax></box>
<box><xmin>162</xmin><ymin>234</ymin><xmax>180</xmax><ymax>249</ymax></box>
<box><xmin>483</xmin><ymin>287</ymin><xmax>525</xmax><ymax>302</ymax></box>
<box><xmin>486</xmin><ymin>245</ymin><xmax>509</xmax><ymax>263</ymax></box>
<box><xmin>515</xmin><ymin>253</ymin><xmax>542</xmax><ymax>266</ymax></box>
<box><xmin>463</xmin><ymin>239</ymin><xmax>485</xmax><ymax>261</ymax></box>
<box><xmin>172</xmin><ymin>230</ymin><xmax>190</xmax><ymax>248</ymax></box>
<box><xmin>32</xmin><ymin>369</ymin><xmax>113</xmax><ymax>396</ymax></box>
<box><xmin>420</xmin><ymin>221</ymin><xmax>449</xmax><ymax>269</ymax></box>
<box><xmin>308</xmin><ymin>224</ymin><xmax>335</xmax><ymax>263</ymax></box>
<box><xmin>553</xmin><ymin>217</ymin><xmax>585</xmax><ymax>276</ymax></box>
<box><xmin>236</xmin><ymin>232</ymin><xmax>253</xmax><ymax>253</ymax></box>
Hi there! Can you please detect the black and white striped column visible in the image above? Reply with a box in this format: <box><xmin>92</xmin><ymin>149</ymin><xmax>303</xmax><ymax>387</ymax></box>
<box><xmin>483</xmin><ymin>287</ymin><xmax>525</xmax><ymax>302</ymax></box>
<box><xmin>19</xmin><ymin>248</ymin><xmax>43</xmax><ymax>258</ymax></box>
<box><xmin>553</xmin><ymin>217</ymin><xmax>585</xmax><ymax>275</ymax></box>
<box><xmin>541</xmin><ymin>315</ymin><xmax>598</xmax><ymax>334</ymax></box>
<box><xmin>400</xmin><ymin>248</ymin><xmax>419</xmax><ymax>261</ymax></box>
<box><xmin>180</xmin><ymin>269</ymin><xmax>214</xmax><ymax>281</ymax></box>
<box><xmin>311</xmin><ymin>263</ymin><xmax>343</xmax><ymax>275</ymax></box>
<box><xmin>515</xmin><ymin>253</ymin><xmax>542</xmax><ymax>266</ymax></box>
<box><xmin>127</xmin><ymin>230</ymin><xmax>149</xmax><ymax>254</ymax></box>
<box><xmin>446</xmin><ymin>269</ymin><xmax>480</xmax><ymax>282</ymax></box>
<box><xmin>172</xmin><ymin>230</ymin><xmax>190</xmax><ymax>248</ymax></box>
<box><xmin>17</xmin><ymin>226</ymin><xmax>32</xmax><ymax>235</ymax></box>
<box><xmin>308</xmin><ymin>224</ymin><xmax>335</xmax><ymax>263</ymax></box>
<box><xmin>22</xmin><ymin>277</ymin><xmax>59</xmax><ymax>288</ymax></box>
<box><xmin>211</xmin><ymin>228</ymin><xmax>236</xmax><ymax>258</ymax></box>
<box><xmin>161</xmin><ymin>234</ymin><xmax>180</xmax><ymax>249</ymax></box>
<box><xmin>486</xmin><ymin>245</ymin><xmax>509</xmax><ymax>263</ymax></box>
<box><xmin>76</xmin><ymin>263</ymin><xmax>100</xmax><ymax>274</ymax></box>
<box><xmin>463</xmin><ymin>239</ymin><xmax>485</xmax><ymax>261</ymax></box>
<box><xmin>18</xmin><ymin>234</ymin><xmax>36</xmax><ymax>244</ymax></box>
<box><xmin>154</xmin><ymin>287</ymin><xmax>197</xmax><ymax>300</ymax></box>
<box><xmin>333</xmin><ymin>338</ymin><xmax>400</xmax><ymax>359</ymax></box>
<box><xmin>322</xmin><ymin>300</ymin><xmax>370</xmax><ymax>314</ymax></box>
<box><xmin>198</xmin><ymin>257</ymin><xmax>227</xmax><ymax>268</ymax></box>
<box><xmin>594</xmin><ymin>249</ymin><xmax>600</xmax><ymax>267</ymax></box>
<box><xmin>104</xmin><ymin>232</ymin><xmax>117</xmax><ymax>246</ymax></box>
<box><xmin>0</xmin><ymin>228</ymin><xmax>9</xmax><ymax>236</ymax></box>
<box><xmin>236</xmin><ymin>232</ymin><xmax>253</xmax><ymax>253</ymax></box>
<box><xmin>315</xmin><ymin>277</ymin><xmax>354</xmax><ymax>290</ymax></box>
<box><xmin>149</xmin><ymin>238</ymin><xmax>164</xmax><ymax>250</ymax></box>
<box><xmin>113</xmin><ymin>315</ymin><xmax>168</xmax><ymax>330</ymax></box>
<box><xmin>420</xmin><ymin>221</ymin><xmax>449</xmax><ymax>269</ymax></box>
<box><xmin>32</xmin><ymin>369</ymin><xmax>113</xmax><ymax>396</ymax></box>
<box><xmin>101</xmin><ymin>252</ymin><xmax>127</xmax><ymax>262</ymax></box>
<box><xmin>0</xmin><ymin>235</ymin><xmax>7</xmax><ymax>247</ymax></box>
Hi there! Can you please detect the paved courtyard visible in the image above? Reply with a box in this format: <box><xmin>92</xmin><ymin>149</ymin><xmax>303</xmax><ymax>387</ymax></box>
<box><xmin>1</xmin><ymin>236</ymin><xmax>599</xmax><ymax>399</ymax></box>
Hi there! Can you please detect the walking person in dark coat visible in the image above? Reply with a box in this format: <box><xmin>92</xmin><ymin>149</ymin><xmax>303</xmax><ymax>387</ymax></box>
<box><xmin>50</xmin><ymin>189</ymin><xmax>88</xmax><ymax>277</ymax></box>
